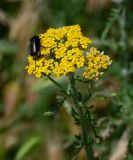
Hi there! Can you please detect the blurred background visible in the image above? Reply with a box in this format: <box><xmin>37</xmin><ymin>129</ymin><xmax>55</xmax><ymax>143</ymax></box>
<box><xmin>0</xmin><ymin>0</ymin><xmax>133</xmax><ymax>159</ymax></box>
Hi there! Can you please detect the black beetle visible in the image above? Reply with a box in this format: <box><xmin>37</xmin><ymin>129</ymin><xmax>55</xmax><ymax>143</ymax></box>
<box><xmin>29</xmin><ymin>35</ymin><xmax>40</xmax><ymax>57</ymax></box>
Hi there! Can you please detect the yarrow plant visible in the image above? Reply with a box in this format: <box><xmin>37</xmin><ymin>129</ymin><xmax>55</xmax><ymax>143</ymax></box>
<box><xmin>26</xmin><ymin>25</ymin><xmax>112</xmax><ymax>159</ymax></box>
<box><xmin>26</xmin><ymin>25</ymin><xmax>111</xmax><ymax>80</ymax></box>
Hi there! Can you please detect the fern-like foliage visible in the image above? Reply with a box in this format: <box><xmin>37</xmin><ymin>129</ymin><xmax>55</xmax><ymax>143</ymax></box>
<box><xmin>101</xmin><ymin>7</ymin><xmax>122</xmax><ymax>40</ymax></box>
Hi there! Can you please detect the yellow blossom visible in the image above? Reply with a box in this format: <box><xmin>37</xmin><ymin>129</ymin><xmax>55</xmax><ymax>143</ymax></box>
<box><xmin>83</xmin><ymin>47</ymin><xmax>112</xmax><ymax>80</ymax></box>
<box><xmin>26</xmin><ymin>25</ymin><xmax>112</xmax><ymax>79</ymax></box>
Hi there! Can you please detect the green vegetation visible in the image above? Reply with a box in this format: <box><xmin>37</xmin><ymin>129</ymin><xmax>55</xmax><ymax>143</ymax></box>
<box><xmin>0</xmin><ymin>0</ymin><xmax>133</xmax><ymax>159</ymax></box>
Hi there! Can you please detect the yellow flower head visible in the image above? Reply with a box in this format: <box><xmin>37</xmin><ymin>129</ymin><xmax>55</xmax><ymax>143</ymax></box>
<box><xmin>26</xmin><ymin>25</ymin><xmax>112</xmax><ymax>80</ymax></box>
<box><xmin>83</xmin><ymin>47</ymin><xmax>112</xmax><ymax>80</ymax></box>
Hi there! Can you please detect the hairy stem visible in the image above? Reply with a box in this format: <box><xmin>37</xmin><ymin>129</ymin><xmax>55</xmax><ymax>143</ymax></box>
<box><xmin>69</xmin><ymin>74</ymin><xmax>94</xmax><ymax>160</ymax></box>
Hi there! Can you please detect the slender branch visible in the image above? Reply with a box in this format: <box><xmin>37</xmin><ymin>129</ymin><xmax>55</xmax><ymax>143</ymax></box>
<box><xmin>78</xmin><ymin>106</ymin><xmax>94</xmax><ymax>160</ymax></box>
<box><xmin>47</xmin><ymin>75</ymin><xmax>66</xmax><ymax>94</ymax></box>
<box><xmin>45</xmin><ymin>74</ymin><xmax>95</xmax><ymax>159</ymax></box>
<box><xmin>84</xmin><ymin>106</ymin><xmax>100</xmax><ymax>141</ymax></box>
<box><xmin>69</xmin><ymin>74</ymin><xmax>94</xmax><ymax>160</ymax></box>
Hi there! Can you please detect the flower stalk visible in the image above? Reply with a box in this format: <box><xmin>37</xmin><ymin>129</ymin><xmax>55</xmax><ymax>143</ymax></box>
<box><xmin>47</xmin><ymin>74</ymin><xmax>95</xmax><ymax>159</ymax></box>
<box><xmin>47</xmin><ymin>75</ymin><xmax>66</xmax><ymax>94</ymax></box>
<box><xmin>69</xmin><ymin>74</ymin><xmax>94</xmax><ymax>160</ymax></box>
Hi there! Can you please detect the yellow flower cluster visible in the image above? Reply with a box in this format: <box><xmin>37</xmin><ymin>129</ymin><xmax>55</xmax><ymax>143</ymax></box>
<box><xmin>26</xmin><ymin>25</ymin><xmax>112</xmax><ymax>80</ymax></box>
<box><xmin>83</xmin><ymin>47</ymin><xmax>112</xmax><ymax>80</ymax></box>
<box><xmin>26</xmin><ymin>56</ymin><xmax>54</xmax><ymax>78</ymax></box>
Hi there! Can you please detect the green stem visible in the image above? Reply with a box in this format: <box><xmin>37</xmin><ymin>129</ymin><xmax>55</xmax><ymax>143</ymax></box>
<box><xmin>47</xmin><ymin>76</ymin><xmax>66</xmax><ymax>94</ymax></box>
<box><xmin>78</xmin><ymin>106</ymin><xmax>94</xmax><ymax>160</ymax></box>
<box><xmin>84</xmin><ymin>106</ymin><xmax>100</xmax><ymax>141</ymax></box>
<box><xmin>69</xmin><ymin>74</ymin><xmax>94</xmax><ymax>160</ymax></box>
